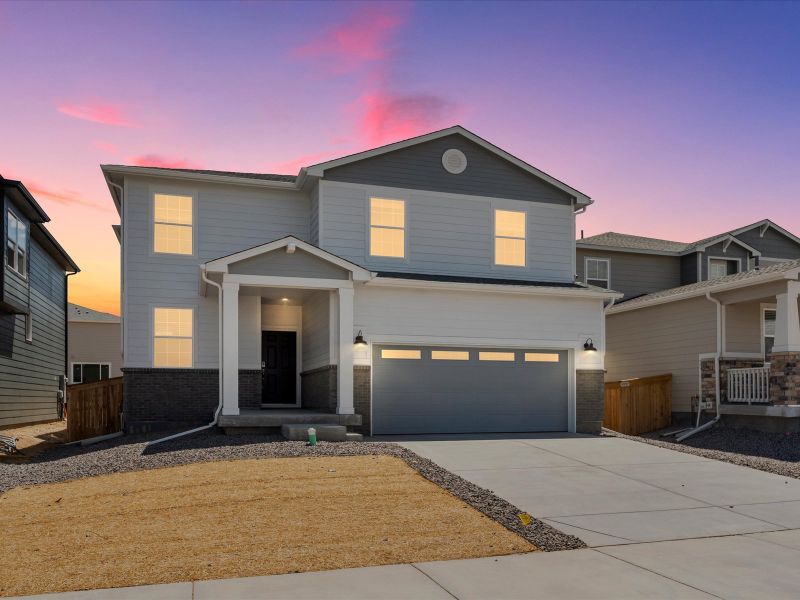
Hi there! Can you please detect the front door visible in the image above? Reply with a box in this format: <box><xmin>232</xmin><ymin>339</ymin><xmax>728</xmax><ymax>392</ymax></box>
<box><xmin>261</xmin><ymin>331</ymin><xmax>297</xmax><ymax>405</ymax></box>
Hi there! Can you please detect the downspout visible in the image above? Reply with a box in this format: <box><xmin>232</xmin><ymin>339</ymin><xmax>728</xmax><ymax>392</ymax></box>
<box><xmin>146</xmin><ymin>266</ymin><xmax>223</xmax><ymax>446</ymax></box>
<box><xmin>676</xmin><ymin>291</ymin><xmax>722</xmax><ymax>441</ymax></box>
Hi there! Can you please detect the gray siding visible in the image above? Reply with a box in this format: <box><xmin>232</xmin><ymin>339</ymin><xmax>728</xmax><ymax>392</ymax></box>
<box><xmin>2</xmin><ymin>198</ymin><xmax>32</xmax><ymax>313</ymax></box>
<box><xmin>228</xmin><ymin>248</ymin><xmax>349</xmax><ymax>279</ymax></box>
<box><xmin>320</xmin><ymin>180</ymin><xmax>575</xmax><ymax>283</ymax></box>
<box><xmin>736</xmin><ymin>227</ymin><xmax>800</xmax><ymax>260</ymax></box>
<box><xmin>123</xmin><ymin>176</ymin><xmax>311</xmax><ymax>368</ymax></box>
<box><xmin>310</xmin><ymin>183</ymin><xmax>320</xmax><ymax>246</ymax></box>
<box><xmin>68</xmin><ymin>321</ymin><xmax>122</xmax><ymax>378</ymax></box>
<box><xmin>325</xmin><ymin>134</ymin><xmax>573</xmax><ymax>205</ymax></box>
<box><xmin>301</xmin><ymin>290</ymin><xmax>330</xmax><ymax>371</ymax></box>
<box><xmin>605</xmin><ymin>296</ymin><xmax>718</xmax><ymax>413</ymax></box>
<box><xmin>701</xmin><ymin>241</ymin><xmax>751</xmax><ymax>281</ymax></box>
<box><xmin>0</xmin><ymin>238</ymin><xmax>66</xmax><ymax>428</ymax></box>
<box><xmin>575</xmin><ymin>249</ymin><xmax>680</xmax><ymax>298</ymax></box>
<box><xmin>681</xmin><ymin>253</ymin><xmax>699</xmax><ymax>285</ymax></box>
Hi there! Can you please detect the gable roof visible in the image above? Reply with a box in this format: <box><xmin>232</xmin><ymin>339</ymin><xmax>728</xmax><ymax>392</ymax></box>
<box><xmin>608</xmin><ymin>258</ymin><xmax>800</xmax><ymax>314</ymax></box>
<box><xmin>578</xmin><ymin>219</ymin><xmax>797</xmax><ymax>257</ymax></box>
<box><xmin>304</xmin><ymin>126</ymin><xmax>592</xmax><ymax>206</ymax></box>
<box><xmin>68</xmin><ymin>303</ymin><xmax>119</xmax><ymax>323</ymax></box>
<box><xmin>203</xmin><ymin>236</ymin><xmax>373</xmax><ymax>281</ymax></box>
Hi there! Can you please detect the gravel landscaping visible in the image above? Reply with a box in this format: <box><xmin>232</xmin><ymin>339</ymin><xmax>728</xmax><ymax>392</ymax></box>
<box><xmin>605</xmin><ymin>426</ymin><xmax>800</xmax><ymax>479</ymax></box>
<box><xmin>0</xmin><ymin>429</ymin><xmax>584</xmax><ymax>552</ymax></box>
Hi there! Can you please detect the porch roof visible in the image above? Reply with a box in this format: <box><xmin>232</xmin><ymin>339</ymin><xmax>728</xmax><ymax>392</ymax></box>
<box><xmin>609</xmin><ymin>259</ymin><xmax>800</xmax><ymax>314</ymax></box>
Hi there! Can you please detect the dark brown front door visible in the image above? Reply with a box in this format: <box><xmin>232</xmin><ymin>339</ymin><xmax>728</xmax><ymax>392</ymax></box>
<box><xmin>261</xmin><ymin>331</ymin><xmax>296</xmax><ymax>404</ymax></box>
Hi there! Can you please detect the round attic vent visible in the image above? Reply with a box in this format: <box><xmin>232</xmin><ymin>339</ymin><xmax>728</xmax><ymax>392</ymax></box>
<box><xmin>442</xmin><ymin>149</ymin><xmax>467</xmax><ymax>174</ymax></box>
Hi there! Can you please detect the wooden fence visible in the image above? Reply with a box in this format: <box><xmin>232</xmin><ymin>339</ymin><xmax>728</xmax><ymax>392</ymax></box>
<box><xmin>603</xmin><ymin>374</ymin><xmax>672</xmax><ymax>435</ymax></box>
<box><xmin>67</xmin><ymin>377</ymin><xmax>123</xmax><ymax>442</ymax></box>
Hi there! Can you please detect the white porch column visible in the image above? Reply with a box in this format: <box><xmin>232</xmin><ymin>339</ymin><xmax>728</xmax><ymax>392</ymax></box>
<box><xmin>773</xmin><ymin>281</ymin><xmax>800</xmax><ymax>353</ymax></box>
<box><xmin>337</xmin><ymin>286</ymin><xmax>354</xmax><ymax>415</ymax></box>
<box><xmin>222</xmin><ymin>281</ymin><xmax>240</xmax><ymax>415</ymax></box>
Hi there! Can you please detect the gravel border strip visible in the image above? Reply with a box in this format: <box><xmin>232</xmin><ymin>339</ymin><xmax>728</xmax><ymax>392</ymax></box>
<box><xmin>604</xmin><ymin>428</ymin><xmax>800</xmax><ymax>480</ymax></box>
<box><xmin>0</xmin><ymin>430</ymin><xmax>585</xmax><ymax>552</ymax></box>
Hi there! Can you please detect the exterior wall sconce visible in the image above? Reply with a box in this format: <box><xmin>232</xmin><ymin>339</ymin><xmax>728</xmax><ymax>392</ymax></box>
<box><xmin>583</xmin><ymin>338</ymin><xmax>597</xmax><ymax>352</ymax></box>
<box><xmin>354</xmin><ymin>330</ymin><xmax>368</xmax><ymax>347</ymax></box>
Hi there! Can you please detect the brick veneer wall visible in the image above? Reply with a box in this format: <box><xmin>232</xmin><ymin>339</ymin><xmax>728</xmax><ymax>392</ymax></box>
<box><xmin>353</xmin><ymin>366</ymin><xmax>371</xmax><ymax>435</ymax></box>
<box><xmin>576</xmin><ymin>369</ymin><xmax>605</xmax><ymax>434</ymax></box>
<box><xmin>769</xmin><ymin>352</ymin><xmax>800</xmax><ymax>405</ymax></box>
<box><xmin>701</xmin><ymin>357</ymin><xmax>766</xmax><ymax>403</ymax></box>
<box><xmin>300</xmin><ymin>365</ymin><xmax>337</xmax><ymax>412</ymax></box>
<box><xmin>239</xmin><ymin>370</ymin><xmax>262</xmax><ymax>410</ymax></box>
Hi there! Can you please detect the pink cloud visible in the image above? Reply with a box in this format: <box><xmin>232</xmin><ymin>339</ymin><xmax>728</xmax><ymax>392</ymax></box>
<box><xmin>92</xmin><ymin>140</ymin><xmax>118</xmax><ymax>154</ymax></box>
<box><xmin>130</xmin><ymin>154</ymin><xmax>203</xmax><ymax>169</ymax></box>
<box><xmin>57</xmin><ymin>101</ymin><xmax>138</xmax><ymax>127</ymax></box>
<box><xmin>15</xmin><ymin>178</ymin><xmax>108</xmax><ymax>211</ymax></box>
<box><xmin>293</xmin><ymin>3</ymin><xmax>409</xmax><ymax>74</ymax></box>
<box><xmin>272</xmin><ymin>150</ymin><xmax>345</xmax><ymax>174</ymax></box>
<box><xmin>359</xmin><ymin>91</ymin><xmax>457</xmax><ymax>146</ymax></box>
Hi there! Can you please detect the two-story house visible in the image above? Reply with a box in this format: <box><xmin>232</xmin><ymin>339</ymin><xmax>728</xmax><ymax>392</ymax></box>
<box><xmin>576</xmin><ymin>221</ymin><xmax>800</xmax><ymax>432</ymax></box>
<box><xmin>0</xmin><ymin>175</ymin><xmax>79</xmax><ymax>428</ymax></box>
<box><xmin>102</xmin><ymin>126</ymin><xmax>619</xmax><ymax>436</ymax></box>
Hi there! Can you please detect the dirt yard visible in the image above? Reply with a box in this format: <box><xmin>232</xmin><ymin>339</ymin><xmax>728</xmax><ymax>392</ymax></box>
<box><xmin>0</xmin><ymin>454</ymin><xmax>534</xmax><ymax>597</ymax></box>
<box><xmin>0</xmin><ymin>420</ymin><xmax>66</xmax><ymax>463</ymax></box>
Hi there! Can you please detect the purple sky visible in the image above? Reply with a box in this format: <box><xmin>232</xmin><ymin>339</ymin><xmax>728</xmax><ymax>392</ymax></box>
<box><xmin>1</xmin><ymin>0</ymin><xmax>798</xmax><ymax>313</ymax></box>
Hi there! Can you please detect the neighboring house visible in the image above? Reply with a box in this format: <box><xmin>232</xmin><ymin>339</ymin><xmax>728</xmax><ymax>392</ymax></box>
<box><xmin>67</xmin><ymin>303</ymin><xmax>122</xmax><ymax>383</ymax></box>
<box><xmin>0</xmin><ymin>175</ymin><xmax>79</xmax><ymax>428</ymax></box>
<box><xmin>578</xmin><ymin>221</ymin><xmax>800</xmax><ymax>432</ymax></box>
<box><xmin>576</xmin><ymin>220</ymin><xmax>800</xmax><ymax>300</ymax></box>
<box><xmin>102</xmin><ymin>126</ymin><xmax>619</xmax><ymax>436</ymax></box>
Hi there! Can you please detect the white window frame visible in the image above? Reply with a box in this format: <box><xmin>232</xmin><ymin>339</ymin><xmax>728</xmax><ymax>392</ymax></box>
<box><xmin>151</xmin><ymin>190</ymin><xmax>196</xmax><ymax>257</ymax></box>
<box><xmin>70</xmin><ymin>362</ymin><xmax>112</xmax><ymax>384</ymax></box>
<box><xmin>584</xmin><ymin>257</ymin><xmax>610</xmax><ymax>289</ymax></box>
<box><xmin>761</xmin><ymin>303</ymin><xmax>777</xmax><ymax>360</ymax></box>
<box><xmin>6</xmin><ymin>208</ymin><xmax>27</xmax><ymax>279</ymax></box>
<box><xmin>368</xmin><ymin>197</ymin><xmax>407</xmax><ymax>260</ymax></box>
<box><xmin>152</xmin><ymin>305</ymin><xmax>195</xmax><ymax>368</ymax></box>
<box><xmin>707</xmin><ymin>256</ymin><xmax>741</xmax><ymax>280</ymax></box>
<box><xmin>493</xmin><ymin>208</ymin><xmax>527</xmax><ymax>267</ymax></box>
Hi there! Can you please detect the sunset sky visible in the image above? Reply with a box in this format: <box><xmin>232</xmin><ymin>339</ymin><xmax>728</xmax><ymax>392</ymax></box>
<box><xmin>1</xmin><ymin>0</ymin><xmax>798</xmax><ymax>315</ymax></box>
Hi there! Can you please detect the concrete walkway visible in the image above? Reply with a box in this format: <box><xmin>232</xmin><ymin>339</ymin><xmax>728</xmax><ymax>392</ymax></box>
<box><xmin>16</xmin><ymin>434</ymin><xmax>800</xmax><ymax>599</ymax></box>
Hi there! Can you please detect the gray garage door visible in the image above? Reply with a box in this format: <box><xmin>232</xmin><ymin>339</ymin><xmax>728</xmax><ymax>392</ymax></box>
<box><xmin>372</xmin><ymin>345</ymin><xmax>569</xmax><ymax>435</ymax></box>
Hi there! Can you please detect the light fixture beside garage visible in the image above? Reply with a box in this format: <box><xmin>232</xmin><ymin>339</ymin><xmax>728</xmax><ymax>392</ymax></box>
<box><xmin>583</xmin><ymin>338</ymin><xmax>597</xmax><ymax>352</ymax></box>
<box><xmin>354</xmin><ymin>330</ymin><xmax>368</xmax><ymax>347</ymax></box>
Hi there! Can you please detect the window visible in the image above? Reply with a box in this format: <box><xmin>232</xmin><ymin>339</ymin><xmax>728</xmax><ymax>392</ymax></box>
<box><xmin>431</xmin><ymin>350</ymin><xmax>470</xmax><ymax>361</ymax></box>
<box><xmin>25</xmin><ymin>315</ymin><xmax>32</xmax><ymax>342</ymax></box>
<box><xmin>494</xmin><ymin>210</ymin><xmax>526</xmax><ymax>266</ymax></box>
<box><xmin>71</xmin><ymin>363</ymin><xmax>111</xmax><ymax>384</ymax></box>
<box><xmin>6</xmin><ymin>209</ymin><xmax>27</xmax><ymax>277</ymax></box>
<box><xmin>381</xmin><ymin>349</ymin><xmax>421</xmax><ymax>359</ymax></box>
<box><xmin>709</xmin><ymin>258</ymin><xmax>738</xmax><ymax>279</ymax></box>
<box><xmin>585</xmin><ymin>258</ymin><xmax>610</xmax><ymax>289</ymax></box>
<box><xmin>370</xmin><ymin>198</ymin><xmax>405</xmax><ymax>258</ymax></box>
<box><xmin>764</xmin><ymin>308</ymin><xmax>776</xmax><ymax>359</ymax></box>
<box><xmin>153</xmin><ymin>307</ymin><xmax>193</xmax><ymax>367</ymax></box>
<box><xmin>479</xmin><ymin>351</ymin><xmax>516</xmax><ymax>361</ymax></box>
<box><xmin>524</xmin><ymin>353</ymin><xmax>560</xmax><ymax>362</ymax></box>
<box><xmin>153</xmin><ymin>193</ymin><xmax>193</xmax><ymax>255</ymax></box>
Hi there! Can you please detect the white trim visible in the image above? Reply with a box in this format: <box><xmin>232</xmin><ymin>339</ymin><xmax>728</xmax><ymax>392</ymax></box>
<box><xmin>101</xmin><ymin>165</ymin><xmax>297</xmax><ymax>191</ymax></box>
<box><xmin>697</xmin><ymin>251</ymin><xmax>702</xmax><ymax>281</ymax></box>
<box><xmin>583</xmin><ymin>256</ymin><xmax>610</xmax><ymax>289</ymax></box>
<box><xmin>305</xmin><ymin>126</ymin><xmax>592</xmax><ymax>206</ymax></box>
<box><xmin>761</xmin><ymin>303</ymin><xmax>777</xmax><ymax>359</ymax></box>
<box><xmin>204</xmin><ymin>235</ymin><xmax>372</xmax><ymax>280</ymax></box>
<box><xmin>69</xmin><ymin>362</ymin><xmax>113</xmax><ymax>384</ymax></box>
<box><xmin>149</xmin><ymin>187</ymin><xmax>197</xmax><ymax>258</ymax></box>
<box><xmin>5</xmin><ymin>207</ymin><xmax>28</xmax><ymax>280</ymax></box>
<box><xmin>686</xmin><ymin>234</ymin><xmax>760</xmax><ymax>257</ymax></box>
<box><xmin>223</xmin><ymin>274</ymin><xmax>354</xmax><ymax>290</ymax></box>
<box><xmin>367</xmin><ymin>274</ymin><xmax>621</xmax><ymax>300</ymax></box>
<box><xmin>367</xmin><ymin>196</ymin><xmax>408</xmax><ymax>262</ymax></box>
<box><xmin>725</xmin><ymin>219</ymin><xmax>800</xmax><ymax>247</ymax></box>
<box><xmin>150</xmin><ymin>304</ymin><xmax>196</xmax><ymax>369</ymax></box>
<box><xmin>707</xmin><ymin>256</ymin><xmax>742</xmax><ymax>280</ymax></box>
<box><xmin>492</xmin><ymin>207</ymin><xmax>527</xmax><ymax>268</ymax></box>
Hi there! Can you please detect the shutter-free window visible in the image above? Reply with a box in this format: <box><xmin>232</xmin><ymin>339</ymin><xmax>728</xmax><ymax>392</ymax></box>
<box><xmin>494</xmin><ymin>210</ymin><xmax>526</xmax><ymax>266</ymax></box>
<box><xmin>370</xmin><ymin>198</ymin><xmax>405</xmax><ymax>258</ymax></box>
<box><xmin>6</xmin><ymin>210</ymin><xmax>27</xmax><ymax>277</ymax></box>
<box><xmin>585</xmin><ymin>258</ymin><xmax>610</xmax><ymax>289</ymax></box>
<box><xmin>153</xmin><ymin>194</ymin><xmax>193</xmax><ymax>255</ymax></box>
<box><xmin>153</xmin><ymin>307</ymin><xmax>193</xmax><ymax>367</ymax></box>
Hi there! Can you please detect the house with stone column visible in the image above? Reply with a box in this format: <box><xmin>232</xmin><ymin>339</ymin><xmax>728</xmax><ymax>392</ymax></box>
<box><xmin>604</xmin><ymin>260</ymin><xmax>800</xmax><ymax>432</ymax></box>
<box><xmin>101</xmin><ymin>126</ymin><xmax>618</xmax><ymax>436</ymax></box>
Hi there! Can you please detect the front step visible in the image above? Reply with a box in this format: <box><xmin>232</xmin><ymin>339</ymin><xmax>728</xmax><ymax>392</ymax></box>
<box><xmin>345</xmin><ymin>432</ymin><xmax>364</xmax><ymax>442</ymax></box>
<box><xmin>281</xmin><ymin>424</ymin><xmax>347</xmax><ymax>442</ymax></box>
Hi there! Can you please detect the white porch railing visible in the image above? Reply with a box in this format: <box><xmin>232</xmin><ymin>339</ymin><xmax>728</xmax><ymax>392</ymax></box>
<box><xmin>727</xmin><ymin>367</ymin><xmax>771</xmax><ymax>404</ymax></box>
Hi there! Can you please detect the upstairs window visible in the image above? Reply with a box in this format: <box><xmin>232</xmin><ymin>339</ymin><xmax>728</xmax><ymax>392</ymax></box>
<box><xmin>370</xmin><ymin>198</ymin><xmax>405</xmax><ymax>258</ymax></box>
<box><xmin>764</xmin><ymin>308</ymin><xmax>776</xmax><ymax>358</ymax></box>
<box><xmin>709</xmin><ymin>258</ymin><xmax>738</xmax><ymax>279</ymax></box>
<box><xmin>6</xmin><ymin>209</ymin><xmax>27</xmax><ymax>278</ymax></box>
<box><xmin>154</xmin><ymin>193</ymin><xmax>193</xmax><ymax>255</ymax></box>
<box><xmin>585</xmin><ymin>258</ymin><xmax>610</xmax><ymax>289</ymax></box>
<box><xmin>494</xmin><ymin>209</ymin><xmax>526</xmax><ymax>266</ymax></box>
<box><xmin>153</xmin><ymin>307</ymin><xmax>193</xmax><ymax>367</ymax></box>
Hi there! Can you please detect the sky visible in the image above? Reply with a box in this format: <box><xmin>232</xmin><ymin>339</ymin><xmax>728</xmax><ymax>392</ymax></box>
<box><xmin>1</xmin><ymin>0</ymin><xmax>798</xmax><ymax>315</ymax></box>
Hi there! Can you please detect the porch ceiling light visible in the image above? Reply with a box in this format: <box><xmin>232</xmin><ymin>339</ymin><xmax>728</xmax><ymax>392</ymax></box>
<box><xmin>583</xmin><ymin>338</ymin><xmax>597</xmax><ymax>352</ymax></box>
<box><xmin>354</xmin><ymin>330</ymin><xmax>368</xmax><ymax>347</ymax></box>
